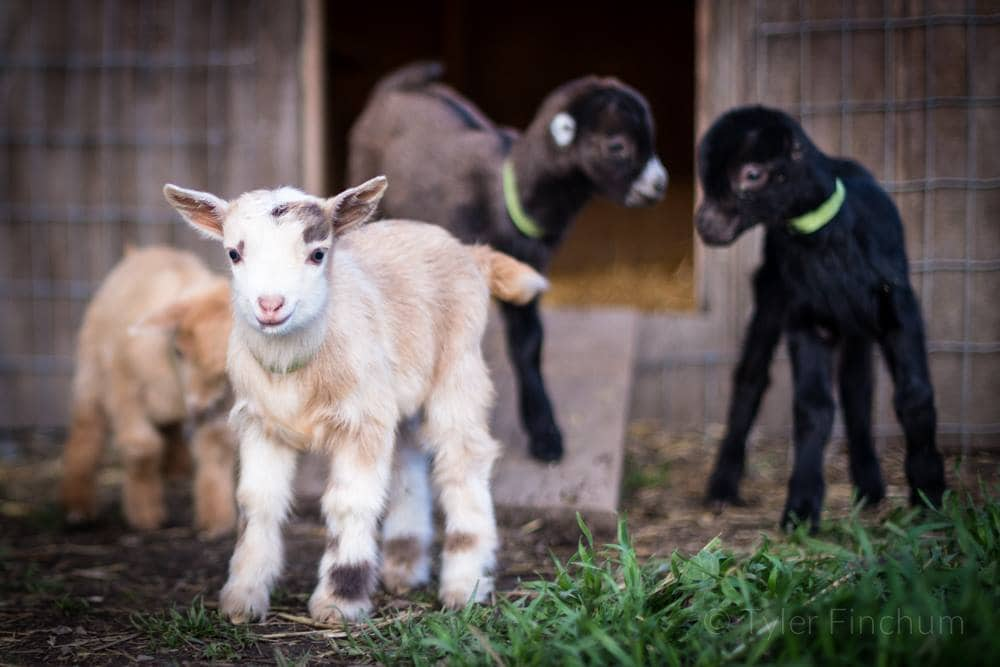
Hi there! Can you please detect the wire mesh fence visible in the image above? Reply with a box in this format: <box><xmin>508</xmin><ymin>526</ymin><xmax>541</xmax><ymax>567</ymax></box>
<box><xmin>0</xmin><ymin>0</ymin><xmax>301</xmax><ymax>433</ymax></box>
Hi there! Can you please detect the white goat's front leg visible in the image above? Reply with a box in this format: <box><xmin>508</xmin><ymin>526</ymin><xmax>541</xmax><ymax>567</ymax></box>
<box><xmin>426</xmin><ymin>355</ymin><xmax>500</xmax><ymax>609</ymax></box>
<box><xmin>220</xmin><ymin>422</ymin><xmax>297</xmax><ymax>624</ymax></box>
<box><xmin>308</xmin><ymin>422</ymin><xmax>393</xmax><ymax>624</ymax></box>
<box><xmin>380</xmin><ymin>418</ymin><xmax>433</xmax><ymax>594</ymax></box>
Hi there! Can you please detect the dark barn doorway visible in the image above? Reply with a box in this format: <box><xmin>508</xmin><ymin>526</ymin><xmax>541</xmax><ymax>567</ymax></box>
<box><xmin>323</xmin><ymin>1</ymin><xmax>696</xmax><ymax>311</ymax></box>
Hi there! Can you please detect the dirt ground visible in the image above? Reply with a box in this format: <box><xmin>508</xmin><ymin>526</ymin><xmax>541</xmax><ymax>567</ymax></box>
<box><xmin>2</xmin><ymin>423</ymin><xmax>998</xmax><ymax>665</ymax></box>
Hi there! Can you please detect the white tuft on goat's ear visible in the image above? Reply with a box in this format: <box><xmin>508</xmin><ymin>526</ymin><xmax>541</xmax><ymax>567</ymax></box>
<box><xmin>326</xmin><ymin>175</ymin><xmax>388</xmax><ymax>235</ymax></box>
<box><xmin>549</xmin><ymin>112</ymin><xmax>576</xmax><ymax>148</ymax></box>
<box><xmin>163</xmin><ymin>184</ymin><xmax>228</xmax><ymax>241</ymax></box>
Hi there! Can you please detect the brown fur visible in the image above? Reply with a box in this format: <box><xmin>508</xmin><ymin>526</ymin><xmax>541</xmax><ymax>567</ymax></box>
<box><xmin>61</xmin><ymin>247</ymin><xmax>237</xmax><ymax>535</ymax></box>
<box><xmin>443</xmin><ymin>531</ymin><xmax>478</xmax><ymax>553</ymax></box>
<box><xmin>383</xmin><ymin>536</ymin><xmax>422</xmax><ymax>569</ymax></box>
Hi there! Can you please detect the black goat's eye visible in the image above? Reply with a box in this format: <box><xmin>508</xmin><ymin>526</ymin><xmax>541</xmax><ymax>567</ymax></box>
<box><xmin>738</xmin><ymin>163</ymin><xmax>769</xmax><ymax>190</ymax></box>
<box><xmin>607</xmin><ymin>140</ymin><xmax>627</xmax><ymax>156</ymax></box>
<box><xmin>308</xmin><ymin>248</ymin><xmax>326</xmax><ymax>264</ymax></box>
<box><xmin>227</xmin><ymin>248</ymin><xmax>241</xmax><ymax>264</ymax></box>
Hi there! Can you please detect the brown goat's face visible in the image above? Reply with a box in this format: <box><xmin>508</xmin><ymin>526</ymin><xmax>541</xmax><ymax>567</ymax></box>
<box><xmin>559</xmin><ymin>85</ymin><xmax>667</xmax><ymax>207</ymax></box>
<box><xmin>142</xmin><ymin>281</ymin><xmax>233</xmax><ymax>419</ymax></box>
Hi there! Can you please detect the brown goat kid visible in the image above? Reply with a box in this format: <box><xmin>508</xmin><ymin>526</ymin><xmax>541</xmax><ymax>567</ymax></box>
<box><xmin>349</xmin><ymin>62</ymin><xmax>668</xmax><ymax>462</ymax></box>
<box><xmin>61</xmin><ymin>247</ymin><xmax>236</xmax><ymax>536</ymax></box>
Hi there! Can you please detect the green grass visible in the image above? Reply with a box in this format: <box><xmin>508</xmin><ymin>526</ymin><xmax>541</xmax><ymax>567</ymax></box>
<box><xmin>131</xmin><ymin>596</ymin><xmax>255</xmax><ymax>661</ymax></box>
<box><xmin>339</xmin><ymin>488</ymin><xmax>1000</xmax><ymax>666</ymax></box>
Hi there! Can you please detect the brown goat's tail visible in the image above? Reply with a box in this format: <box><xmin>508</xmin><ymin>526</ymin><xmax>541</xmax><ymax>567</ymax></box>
<box><xmin>373</xmin><ymin>61</ymin><xmax>444</xmax><ymax>95</ymax></box>
<box><xmin>471</xmin><ymin>246</ymin><xmax>549</xmax><ymax>306</ymax></box>
<box><xmin>61</xmin><ymin>369</ymin><xmax>107</xmax><ymax>524</ymax></box>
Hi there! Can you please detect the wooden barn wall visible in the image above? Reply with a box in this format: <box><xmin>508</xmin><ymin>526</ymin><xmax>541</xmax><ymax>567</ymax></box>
<box><xmin>0</xmin><ymin>0</ymin><xmax>302</xmax><ymax>429</ymax></box>
<box><xmin>632</xmin><ymin>0</ymin><xmax>1000</xmax><ymax>454</ymax></box>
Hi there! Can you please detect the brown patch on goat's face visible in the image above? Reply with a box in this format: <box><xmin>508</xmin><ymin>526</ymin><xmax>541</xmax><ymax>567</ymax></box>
<box><xmin>287</xmin><ymin>202</ymin><xmax>329</xmax><ymax>244</ymax></box>
<box><xmin>383</xmin><ymin>536</ymin><xmax>422</xmax><ymax>568</ymax></box>
<box><xmin>326</xmin><ymin>561</ymin><xmax>376</xmax><ymax>600</ymax></box>
<box><xmin>443</xmin><ymin>531</ymin><xmax>477</xmax><ymax>552</ymax></box>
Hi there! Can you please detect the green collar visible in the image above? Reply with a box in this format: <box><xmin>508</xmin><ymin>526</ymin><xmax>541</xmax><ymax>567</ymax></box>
<box><xmin>252</xmin><ymin>351</ymin><xmax>311</xmax><ymax>375</ymax></box>
<box><xmin>502</xmin><ymin>159</ymin><xmax>544</xmax><ymax>239</ymax></box>
<box><xmin>789</xmin><ymin>177</ymin><xmax>846</xmax><ymax>234</ymax></box>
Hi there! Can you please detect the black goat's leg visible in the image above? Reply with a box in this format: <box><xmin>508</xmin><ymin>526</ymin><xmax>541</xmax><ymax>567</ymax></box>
<box><xmin>783</xmin><ymin>326</ymin><xmax>836</xmax><ymax>532</ymax></box>
<box><xmin>706</xmin><ymin>262</ymin><xmax>786</xmax><ymax>504</ymax></box>
<box><xmin>838</xmin><ymin>335</ymin><xmax>885</xmax><ymax>506</ymax></box>
<box><xmin>878</xmin><ymin>287</ymin><xmax>946</xmax><ymax>508</ymax></box>
<box><xmin>499</xmin><ymin>298</ymin><xmax>563</xmax><ymax>462</ymax></box>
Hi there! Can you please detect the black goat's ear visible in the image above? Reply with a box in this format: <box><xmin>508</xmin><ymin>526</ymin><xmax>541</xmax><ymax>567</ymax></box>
<box><xmin>326</xmin><ymin>176</ymin><xmax>387</xmax><ymax>234</ymax></box>
<box><xmin>549</xmin><ymin>112</ymin><xmax>576</xmax><ymax>148</ymax></box>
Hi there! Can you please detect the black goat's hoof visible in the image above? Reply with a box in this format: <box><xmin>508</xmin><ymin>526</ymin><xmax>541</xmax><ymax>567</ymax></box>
<box><xmin>528</xmin><ymin>430</ymin><xmax>564</xmax><ymax>462</ymax></box>
<box><xmin>909</xmin><ymin>484</ymin><xmax>945</xmax><ymax>510</ymax></box>
<box><xmin>781</xmin><ymin>495</ymin><xmax>822</xmax><ymax>534</ymax></box>
<box><xmin>855</xmin><ymin>483</ymin><xmax>886</xmax><ymax>508</ymax></box>
<box><xmin>705</xmin><ymin>470</ymin><xmax>744</xmax><ymax>505</ymax></box>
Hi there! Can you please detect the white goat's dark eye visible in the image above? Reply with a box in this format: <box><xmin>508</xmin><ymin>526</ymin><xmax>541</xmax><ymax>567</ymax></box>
<box><xmin>227</xmin><ymin>248</ymin><xmax>241</xmax><ymax>263</ymax></box>
<box><xmin>309</xmin><ymin>248</ymin><xmax>326</xmax><ymax>264</ymax></box>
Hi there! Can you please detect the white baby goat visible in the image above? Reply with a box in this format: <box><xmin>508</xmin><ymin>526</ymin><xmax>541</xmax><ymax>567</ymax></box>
<box><xmin>164</xmin><ymin>176</ymin><xmax>547</xmax><ymax>624</ymax></box>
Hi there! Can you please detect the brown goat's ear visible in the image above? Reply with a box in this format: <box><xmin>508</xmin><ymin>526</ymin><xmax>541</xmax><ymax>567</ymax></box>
<box><xmin>326</xmin><ymin>176</ymin><xmax>387</xmax><ymax>235</ymax></box>
<box><xmin>163</xmin><ymin>184</ymin><xmax>228</xmax><ymax>240</ymax></box>
<box><xmin>129</xmin><ymin>301</ymin><xmax>187</xmax><ymax>336</ymax></box>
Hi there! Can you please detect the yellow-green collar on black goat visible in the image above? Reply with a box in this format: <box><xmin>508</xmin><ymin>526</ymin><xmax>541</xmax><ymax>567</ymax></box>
<box><xmin>502</xmin><ymin>159</ymin><xmax>544</xmax><ymax>240</ymax></box>
<box><xmin>789</xmin><ymin>177</ymin><xmax>846</xmax><ymax>234</ymax></box>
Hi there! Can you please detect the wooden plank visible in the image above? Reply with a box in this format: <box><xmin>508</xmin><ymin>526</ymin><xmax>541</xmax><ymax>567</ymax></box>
<box><xmin>486</xmin><ymin>306</ymin><xmax>638</xmax><ymax>528</ymax></box>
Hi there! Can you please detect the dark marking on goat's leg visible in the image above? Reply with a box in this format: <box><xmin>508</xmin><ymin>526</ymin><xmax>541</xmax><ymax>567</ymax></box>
<box><xmin>878</xmin><ymin>288</ymin><xmax>945</xmax><ymax>508</ymax></box>
<box><xmin>499</xmin><ymin>299</ymin><xmax>563</xmax><ymax>462</ymax></box>
<box><xmin>326</xmin><ymin>561</ymin><xmax>377</xmax><ymax>601</ymax></box>
<box><xmin>707</xmin><ymin>261</ymin><xmax>786</xmax><ymax>505</ymax></box>
<box><xmin>782</xmin><ymin>327</ymin><xmax>836</xmax><ymax>533</ymax></box>
<box><xmin>838</xmin><ymin>336</ymin><xmax>885</xmax><ymax>506</ymax></box>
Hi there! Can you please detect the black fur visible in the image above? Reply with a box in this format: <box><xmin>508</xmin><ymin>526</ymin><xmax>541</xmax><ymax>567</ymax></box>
<box><xmin>695</xmin><ymin>106</ymin><xmax>946</xmax><ymax>531</ymax></box>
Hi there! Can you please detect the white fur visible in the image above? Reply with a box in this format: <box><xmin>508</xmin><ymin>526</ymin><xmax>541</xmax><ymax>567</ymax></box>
<box><xmin>549</xmin><ymin>111</ymin><xmax>576</xmax><ymax>147</ymax></box>
<box><xmin>165</xmin><ymin>178</ymin><xmax>544</xmax><ymax>624</ymax></box>
<box><xmin>625</xmin><ymin>156</ymin><xmax>668</xmax><ymax>206</ymax></box>
<box><xmin>219</xmin><ymin>421</ymin><xmax>298</xmax><ymax>623</ymax></box>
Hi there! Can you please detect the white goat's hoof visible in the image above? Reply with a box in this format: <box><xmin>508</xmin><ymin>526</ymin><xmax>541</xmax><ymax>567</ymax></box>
<box><xmin>308</xmin><ymin>590</ymin><xmax>371</xmax><ymax>624</ymax></box>
<box><xmin>439</xmin><ymin>576</ymin><xmax>493</xmax><ymax>610</ymax></box>
<box><xmin>220</xmin><ymin>582</ymin><xmax>269</xmax><ymax>624</ymax></box>
<box><xmin>381</xmin><ymin>538</ymin><xmax>431</xmax><ymax>594</ymax></box>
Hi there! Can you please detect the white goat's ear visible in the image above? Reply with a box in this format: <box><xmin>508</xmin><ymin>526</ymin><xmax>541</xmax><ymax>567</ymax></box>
<box><xmin>326</xmin><ymin>175</ymin><xmax>387</xmax><ymax>235</ymax></box>
<box><xmin>549</xmin><ymin>112</ymin><xmax>576</xmax><ymax>148</ymax></box>
<box><xmin>163</xmin><ymin>184</ymin><xmax>228</xmax><ymax>240</ymax></box>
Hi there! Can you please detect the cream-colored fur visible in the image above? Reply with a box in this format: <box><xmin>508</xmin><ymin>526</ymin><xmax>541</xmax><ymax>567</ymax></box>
<box><xmin>164</xmin><ymin>177</ymin><xmax>547</xmax><ymax>624</ymax></box>
<box><xmin>61</xmin><ymin>247</ymin><xmax>237</xmax><ymax>536</ymax></box>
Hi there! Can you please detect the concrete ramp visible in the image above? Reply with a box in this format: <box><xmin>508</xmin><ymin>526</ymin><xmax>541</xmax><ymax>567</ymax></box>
<box><xmin>485</xmin><ymin>306</ymin><xmax>637</xmax><ymax>529</ymax></box>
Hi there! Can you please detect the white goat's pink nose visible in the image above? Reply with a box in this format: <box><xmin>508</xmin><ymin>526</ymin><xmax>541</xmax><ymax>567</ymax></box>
<box><xmin>257</xmin><ymin>295</ymin><xmax>285</xmax><ymax>314</ymax></box>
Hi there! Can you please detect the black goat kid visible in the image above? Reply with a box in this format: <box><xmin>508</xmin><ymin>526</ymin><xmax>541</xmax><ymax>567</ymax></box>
<box><xmin>695</xmin><ymin>105</ymin><xmax>946</xmax><ymax>530</ymax></box>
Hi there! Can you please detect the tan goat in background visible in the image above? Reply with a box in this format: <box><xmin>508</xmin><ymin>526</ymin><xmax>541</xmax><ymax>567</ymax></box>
<box><xmin>61</xmin><ymin>247</ymin><xmax>236</xmax><ymax>536</ymax></box>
